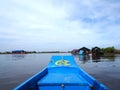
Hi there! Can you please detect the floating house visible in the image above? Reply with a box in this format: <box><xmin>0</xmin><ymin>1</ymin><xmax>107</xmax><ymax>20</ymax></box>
<box><xmin>12</xmin><ymin>50</ymin><xmax>27</xmax><ymax>54</ymax></box>
<box><xmin>71</xmin><ymin>47</ymin><xmax>90</xmax><ymax>55</ymax></box>
<box><xmin>71</xmin><ymin>49</ymin><xmax>79</xmax><ymax>54</ymax></box>
<box><xmin>79</xmin><ymin>47</ymin><xmax>90</xmax><ymax>55</ymax></box>
<box><xmin>91</xmin><ymin>47</ymin><xmax>104</xmax><ymax>59</ymax></box>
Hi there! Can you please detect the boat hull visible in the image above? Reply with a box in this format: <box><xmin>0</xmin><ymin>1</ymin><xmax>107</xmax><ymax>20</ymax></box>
<box><xmin>14</xmin><ymin>56</ymin><xmax>109</xmax><ymax>90</ymax></box>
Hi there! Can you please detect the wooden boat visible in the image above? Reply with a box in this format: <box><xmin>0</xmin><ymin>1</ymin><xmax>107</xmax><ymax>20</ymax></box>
<box><xmin>14</xmin><ymin>56</ymin><xmax>109</xmax><ymax>90</ymax></box>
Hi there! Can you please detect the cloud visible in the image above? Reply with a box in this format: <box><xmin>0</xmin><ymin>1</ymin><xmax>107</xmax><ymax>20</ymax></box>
<box><xmin>0</xmin><ymin>0</ymin><xmax>120</xmax><ymax>51</ymax></box>
<box><xmin>66</xmin><ymin>0</ymin><xmax>120</xmax><ymax>27</ymax></box>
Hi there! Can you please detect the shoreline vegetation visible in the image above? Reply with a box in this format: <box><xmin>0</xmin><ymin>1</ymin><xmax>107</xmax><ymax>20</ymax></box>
<box><xmin>0</xmin><ymin>46</ymin><xmax>120</xmax><ymax>55</ymax></box>
<box><xmin>0</xmin><ymin>51</ymin><xmax>70</xmax><ymax>54</ymax></box>
<box><xmin>101</xmin><ymin>46</ymin><xmax>120</xmax><ymax>56</ymax></box>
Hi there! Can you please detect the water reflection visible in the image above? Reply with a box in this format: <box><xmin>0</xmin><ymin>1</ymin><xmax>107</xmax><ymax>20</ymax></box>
<box><xmin>92</xmin><ymin>54</ymin><xmax>115</xmax><ymax>62</ymax></box>
<box><xmin>12</xmin><ymin>54</ymin><xmax>26</xmax><ymax>60</ymax></box>
<box><xmin>92</xmin><ymin>54</ymin><xmax>101</xmax><ymax>62</ymax></box>
<box><xmin>79</xmin><ymin>54</ymin><xmax>90</xmax><ymax>63</ymax></box>
<box><xmin>73</xmin><ymin>54</ymin><xmax>90</xmax><ymax>64</ymax></box>
<box><xmin>73</xmin><ymin>54</ymin><xmax>115</xmax><ymax>63</ymax></box>
<box><xmin>101</xmin><ymin>56</ymin><xmax>115</xmax><ymax>62</ymax></box>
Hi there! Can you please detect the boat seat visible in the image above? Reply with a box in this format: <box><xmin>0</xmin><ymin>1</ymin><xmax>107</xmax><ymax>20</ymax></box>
<box><xmin>37</xmin><ymin>72</ymin><xmax>91</xmax><ymax>90</ymax></box>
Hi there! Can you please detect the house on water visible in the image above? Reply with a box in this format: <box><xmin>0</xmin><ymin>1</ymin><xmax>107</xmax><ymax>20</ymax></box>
<box><xmin>12</xmin><ymin>50</ymin><xmax>27</xmax><ymax>54</ymax></box>
<box><xmin>78</xmin><ymin>47</ymin><xmax>90</xmax><ymax>55</ymax></box>
<box><xmin>71</xmin><ymin>47</ymin><xmax>90</xmax><ymax>55</ymax></box>
<box><xmin>91</xmin><ymin>47</ymin><xmax>104</xmax><ymax>58</ymax></box>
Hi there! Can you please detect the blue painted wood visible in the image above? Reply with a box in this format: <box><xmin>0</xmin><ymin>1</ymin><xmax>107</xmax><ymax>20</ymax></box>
<box><xmin>14</xmin><ymin>56</ymin><xmax>109</xmax><ymax>90</ymax></box>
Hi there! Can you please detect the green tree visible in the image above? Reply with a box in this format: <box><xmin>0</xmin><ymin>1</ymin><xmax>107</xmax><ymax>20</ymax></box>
<box><xmin>101</xmin><ymin>46</ymin><xmax>115</xmax><ymax>53</ymax></box>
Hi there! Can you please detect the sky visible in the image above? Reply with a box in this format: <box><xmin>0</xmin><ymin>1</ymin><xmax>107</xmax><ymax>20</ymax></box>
<box><xmin>0</xmin><ymin>0</ymin><xmax>120</xmax><ymax>51</ymax></box>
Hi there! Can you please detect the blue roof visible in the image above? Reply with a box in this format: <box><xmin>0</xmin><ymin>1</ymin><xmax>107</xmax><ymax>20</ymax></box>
<box><xmin>12</xmin><ymin>50</ymin><xmax>25</xmax><ymax>52</ymax></box>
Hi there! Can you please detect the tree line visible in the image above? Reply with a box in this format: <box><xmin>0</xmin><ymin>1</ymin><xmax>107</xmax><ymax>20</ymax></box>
<box><xmin>101</xmin><ymin>46</ymin><xmax>120</xmax><ymax>54</ymax></box>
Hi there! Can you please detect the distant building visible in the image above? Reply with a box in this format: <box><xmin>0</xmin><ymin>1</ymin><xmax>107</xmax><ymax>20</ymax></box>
<box><xmin>78</xmin><ymin>47</ymin><xmax>90</xmax><ymax>55</ymax></box>
<box><xmin>12</xmin><ymin>50</ymin><xmax>27</xmax><ymax>54</ymax></box>
<box><xmin>91</xmin><ymin>47</ymin><xmax>104</xmax><ymax>58</ymax></box>
<box><xmin>71</xmin><ymin>47</ymin><xmax>90</xmax><ymax>55</ymax></box>
<box><xmin>71</xmin><ymin>49</ymin><xmax>79</xmax><ymax>54</ymax></box>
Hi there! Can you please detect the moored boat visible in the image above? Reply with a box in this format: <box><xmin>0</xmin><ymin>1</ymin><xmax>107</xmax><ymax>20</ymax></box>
<box><xmin>14</xmin><ymin>56</ymin><xmax>109</xmax><ymax>90</ymax></box>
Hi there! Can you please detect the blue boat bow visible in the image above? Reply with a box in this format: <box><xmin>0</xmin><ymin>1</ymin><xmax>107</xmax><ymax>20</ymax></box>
<box><xmin>14</xmin><ymin>56</ymin><xmax>109</xmax><ymax>90</ymax></box>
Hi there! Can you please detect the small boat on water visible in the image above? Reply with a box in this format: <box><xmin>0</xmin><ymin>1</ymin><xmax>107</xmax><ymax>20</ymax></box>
<box><xmin>14</xmin><ymin>56</ymin><xmax>109</xmax><ymax>90</ymax></box>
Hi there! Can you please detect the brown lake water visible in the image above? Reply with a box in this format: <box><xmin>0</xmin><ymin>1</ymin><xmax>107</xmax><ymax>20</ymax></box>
<box><xmin>0</xmin><ymin>53</ymin><xmax>120</xmax><ymax>90</ymax></box>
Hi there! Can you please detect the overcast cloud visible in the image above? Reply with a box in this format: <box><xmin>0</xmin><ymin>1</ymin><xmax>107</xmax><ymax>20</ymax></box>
<box><xmin>0</xmin><ymin>0</ymin><xmax>120</xmax><ymax>51</ymax></box>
